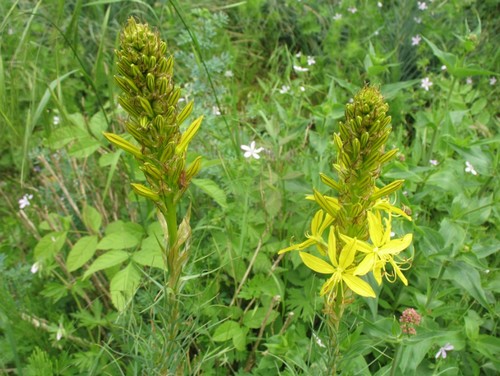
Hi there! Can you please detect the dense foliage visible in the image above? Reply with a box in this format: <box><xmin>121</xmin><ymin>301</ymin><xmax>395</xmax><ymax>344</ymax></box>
<box><xmin>0</xmin><ymin>1</ymin><xmax>498</xmax><ymax>375</ymax></box>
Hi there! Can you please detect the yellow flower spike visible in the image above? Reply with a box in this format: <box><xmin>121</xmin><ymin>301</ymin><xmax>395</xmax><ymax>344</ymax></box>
<box><xmin>370</xmin><ymin>180</ymin><xmax>405</xmax><ymax>201</ymax></box>
<box><xmin>299</xmin><ymin>227</ymin><xmax>376</xmax><ymax>298</ymax></box>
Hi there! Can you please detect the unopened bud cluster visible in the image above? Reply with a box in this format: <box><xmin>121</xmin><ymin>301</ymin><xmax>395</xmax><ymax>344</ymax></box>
<box><xmin>332</xmin><ymin>87</ymin><xmax>402</xmax><ymax>238</ymax></box>
<box><xmin>104</xmin><ymin>17</ymin><xmax>202</xmax><ymax>205</ymax></box>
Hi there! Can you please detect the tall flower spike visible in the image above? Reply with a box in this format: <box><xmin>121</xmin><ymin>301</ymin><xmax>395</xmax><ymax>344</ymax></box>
<box><xmin>104</xmin><ymin>17</ymin><xmax>203</xmax><ymax>203</ymax></box>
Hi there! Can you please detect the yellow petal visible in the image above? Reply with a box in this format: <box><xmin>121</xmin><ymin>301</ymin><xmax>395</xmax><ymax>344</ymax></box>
<box><xmin>373</xmin><ymin>198</ymin><xmax>412</xmax><ymax>221</ymax></box>
<box><xmin>379</xmin><ymin>233</ymin><xmax>413</xmax><ymax>255</ymax></box>
<box><xmin>354</xmin><ymin>254</ymin><xmax>376</xmax><ymax>276</ymax></box>
<box><xmin>319</xmin><ymin>275</ymin><xmax>337</xmax><ymax>296</ymax></box>
<box><xmin>390</xmin><ymin>259</ymin><xmax>408</xmax><ymax>285</ymax></box>
<box><xmin>368</xmin><ymin>211</ymin><xmax>384</xmax><ymax>246</ymax></box>
<box><xmin>278</xmin><ymin>239</ymin><xmax>314</xmax><ymax>254</ymax></box>
<box><xmin>299</xmin><ymin>252</ymin><xmax>336</xmax><ymax>274</ymax></box>
<box><xmin>340</xmin><ymin>234</ymin><xmax>372</xmax><ymax>253</ymax></box>
<box><xmin>343</xmin><ymin>274</ymin><xmax>376</xmax><ymax>298</ymax></box>
<box><xmin>339</xmin><ymin>237</ymin><xmax>357</xmax><ymax>268</ymax></box>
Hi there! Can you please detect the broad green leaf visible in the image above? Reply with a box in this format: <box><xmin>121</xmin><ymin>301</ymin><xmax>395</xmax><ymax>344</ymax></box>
<box><xmin>45</xmin><ymin>126</ymin><xmax>86</xmax><ymax>150</ymax></box>
<box><xmin>380</xmin><ymin>80</ymin><xmax>419</xmax><ymax>100</ymax></box>
<box><xmin>68</xmin><ymin>136</ymin><xmax>101</xmax><ymax>158</ymax></box>
<box><xmin>109</xmin><ymin>263</ymin><xmax>141</xmax><ymax>311</ymax></box>
<box><xmin>132</xmin><ymin>246</ymin><xmax>166</xmax><ymax>270</ymax></box>
<box><xmin>97</xmin><ymin>232</ymin><xmax>141</xmax><ymax>250</ymax></box>
<box><xmin>66</xmin><ymin>236</ymin><xmax>98</xmax><ymax>272</ymax></box>
<box><xmin>89</xmin><ymin>111</ymin><xmax>108</xmax><ymax>138</ymax></box>
<box><xmin>83</xmin><ymin>250</ymin><xmax>129</xmax><ymax>279</ymax></box>
<box><xmin>243</xmin><ymin>307</ymin><xmax>279</xmax><ymax>329</ymax></box>
<box><xmin>105</xmin><ymin>221</ymin><xmax>144</xmax><ymax>239</ymax></box>
<box><xmin>212</xmin><ymin>320</ymin><xmax>240</xmax><ymax>342</ymax></box>
<box><xmin>191</xmin><ymin>178</ymin><xmax>227</xmax><ymax>209</ymax></box>
<box><xmin>232</xmin><ymin>326</ymin><xmax>248</xmax><ymax>352</ymax></box>
<box><xmin>82</xmin><ymin>205</ymin><xmax>102</xmax><ymax>233</ymax></box>
<box><xmin>34</xmin><ymin>231</ymin><xmax>67</xmax><ymax>260</ymax></box>
<box><xmin>443</xmin><ymin>261</ymin><xmax>491</xmax><ymax>309</ymax></box>
<box><xmin>423</xmin><ymin>37</ymin><xmax>458</xmax><ymax>68</ymax></box>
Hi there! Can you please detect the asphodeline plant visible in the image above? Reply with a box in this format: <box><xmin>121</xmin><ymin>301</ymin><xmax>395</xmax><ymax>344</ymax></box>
<box><xmin>104</xmin><ymin>17</ymin><xmax>202</xmax><ymax>288</ymax></box>
<box><xmin>279</xmin><ymin>86</ymin><xmax>413</xmax><ymax>373</ymax></box>
<box><xmin>103</xmin><ymin>17</ymin><xmax>202</xmax><ymax>364</ymax></box>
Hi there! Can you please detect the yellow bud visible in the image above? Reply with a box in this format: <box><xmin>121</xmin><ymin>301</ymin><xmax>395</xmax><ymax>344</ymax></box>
<box><xmin>176</xmin><ymin>116</ymin><xmax>203</xmax><ymax>154</ymax></box>
<box><xmin>177</xmin><ymin>101</ymin><xmax>194</xmax><ymax>125</ymax></box>
<box><xmin>138</xmin><ymin>96</ymin><xmax>155</xmax><ymax>118</ymax></box>
<box><xmin>103</xmin><ymin>132</ymin><xmax>143</xmax><ymax>159</ymax></box>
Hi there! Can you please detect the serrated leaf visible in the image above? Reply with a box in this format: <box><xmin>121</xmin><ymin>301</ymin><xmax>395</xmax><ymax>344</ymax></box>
<box><xmin>34</xmin><ymin>231</ymin><xmax>67</xmax><ymax>260</ymax></box>
<box><xmin>191</xmin><ymin>178</ymin><xmax>227</xmax><ymax>209</ymax></box>
<box><xmin>97</xmin><ymin>232</ymin><xmax>141</xmax><ymax>250</ymax></box>
<box><xmin>212</xmin><ymin>320</ymin><xmax>240</xmax><ymax>342</ymax></box>
<box><xmin>83</xmin><ymin>250</ymin><xmax>129</xmax><ymax>279</ymax></box>
<box><xmin>83</xmin><ymin>205</ymin><xmax>102</xmax><ymax>233</ymax></box>
<box><xmin>66</xmin><ymin>236</ymin><xmax>98</xmax><ymax>272</ymax></box>
<box><xmin>109</xmin><ymin>263</ymin><xmax>141</xmax><ymax>311</ymax></box>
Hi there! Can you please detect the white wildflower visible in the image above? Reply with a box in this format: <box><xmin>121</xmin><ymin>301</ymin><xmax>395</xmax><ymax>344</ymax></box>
<box><xmin>435</xmin><ymin>343</ymin><xmax>454</xmax><ymax>359</ymax></box>
<box><xmin>18</xmin><ymin>194</ymin><xmax>33</xmax><ymax>210</ymax></box>
<box><xmin>241</xmin><ymin>141</ymin><xmax>264</xmax><ymax>159</ymax></box>
<box><xmin>465</xmin><ymin>161</ymin><xmax>477</xmax><ymax>175</ymax></box>
<box><xmin>421</xmin><ymin>77</ymin><xmax>433</xmax><ymax>91</ymax></box>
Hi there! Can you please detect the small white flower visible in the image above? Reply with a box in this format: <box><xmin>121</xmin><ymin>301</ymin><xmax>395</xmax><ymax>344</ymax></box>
<box><xmin>212</xmin><ymin>106</ymin><xmax>221</xmax><ymax>116</ymax></box>
<box><xmin>279</xmin><ymin>85</ymin><xmax>290</xmax><ymax>94</ymax></box>
<box><xmin>377</xmin><ymin>2</ymin><xmax>383</xmax><ymax>7</ymax></box>
<box><xmin>411</xmin><ymin>35</ymin><xmax>422</xmax><ymax>46</ymax></box>
<box><xmin>435</xmin><ymin>343</ymin><xmax>454</xmax><ymax>359</ymax></box>
<box><xmin>465</xmin><ymin>161</ymin><xmax>478</xmax><ymax>175</ymax></box>
<box><xmin>466</xmin><ymin>77</ymin><xmax>473</xmax><ymax>85</ymax></box>
<box><xmin>418</xmin><ymin>1</ymin><xmax>427</xmax><ymax>10</ymax></box>
<box><xmin>18</xmin><ymin>194</ymin><xmax>33</xmax><ymax>210</ymax></box>
<box><xmin>348</xmin><ymin>7</ymin><xmax>357</xmax><ymax>14</ymax></box>
<box><xmin>295</xmin><ymin>52</ymin><xmax>302</xmax><ymax>58</ymax></box>
<box><xmin>307</xmin><ymin>56</ymin><xmax>316</xmax><ymax>66</ymax></box>
<box><xmin>224</xmin><ymin>70</ymin><xmax>233</xmax><ymax>78</ymax></box>
<box><xmin>421</xmin><ymin>77</ymin><xmax>433</xmax><ymax>91</ymax></box>
<box><xmin>374</xmin><ymin>30</ymin><xmax>380</xmax><ymax>36</ymax></box>
<box><xmin>414</xmin><ymin>17</ymin><xmax>422</xmax><ymax>24</ymax></box>
<box><xmin>299</xmin><ymin>86</ymin><xmax>305</xmax><ymax>92</ymax></box>
<box><xmin>8</xmin><ymin>28</ymin><xmax>14</xmax><ymax>35</ymax></box>
<box><xmin>333</xmin><ymin>13</ymin><xmax>342</xmax><ymax>21</ymax></box>
<box><xmin>489</xmin><ymin>76</ymin><xmax>497</xmax><ymax>85</ymax></box>
<box><xmin>241</xmin><ymin>141</ymin><xmax>264</xmax><ymax>159</ymax></box>
<box><xmin>293</xmin><ymin>65</ymin><xmax>309</xmax><ymax>73</ymax></box>
<box><xmin>485</xmin><ymin>269</ymin><xmax>490</xmax><ymax>274</ymax></box>
<box><xmin>31</xmin><ymin>262</ymin><xmax>40</xmax><ymax>274</ymax></box>
<box><xmin>441</xmin><ymin>65</ymin><xmax>447</xmax><ymax>71</ymax></box>
<box><xmin>53</xmin><ymin>115</ymin><xmax>60</xmax><ymax>125</ymax></box>
<box><xmin>429</xmin><ymin>159</ymin><xmax>438</xmax><ymax>166</ymax></box>
<box><xmin>348</xmin><ymin>98</ymin><xmax>354</xmax><ymax>103</ymax></box>
<box><xmin>403</xmin><ymin>191</ymin><xmax>408</xmax><ymax>196</ymax></box>
<box><xmin>312</xmin><ymin>333</ymin><xmax>326</xmax><ymax>348</ymax></box>
<box><xmin>390</xmin><ymin>231</ymin><xmax>395</xmax><ymax>238</ymax></box>
<box><xmin>56</xmin><ymin>324</ymin><xmax>64</xmax><ymax>341</ymax></box>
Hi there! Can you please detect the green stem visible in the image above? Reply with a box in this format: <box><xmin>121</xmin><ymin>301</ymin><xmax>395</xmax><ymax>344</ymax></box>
<box><xmin>164</xmin><ymin>196</ymin><xmax>178</xmax><ymax>249</ymax></box>
<box><xmin>389</xmin><ymin>340</ymin><xmax>403</xmax><ymax>376</ymax></box>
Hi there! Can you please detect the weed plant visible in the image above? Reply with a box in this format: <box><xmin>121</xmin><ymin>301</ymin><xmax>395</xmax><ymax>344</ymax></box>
<box><xmin>0</xmin><ymin>1</ymin><xmax>498</xmax><ymax>375</ymax></box>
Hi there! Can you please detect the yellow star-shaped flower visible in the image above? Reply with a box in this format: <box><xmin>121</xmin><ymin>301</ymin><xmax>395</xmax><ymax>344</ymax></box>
<box><xmin>299</xmin><ymin>226</ymin><xmax>376</xmax><ymax>298</ymax></box>
<box><xmin>342</xmin><ymin>211</ymin><xmax>412</xmax><ymax>285</ymax></box>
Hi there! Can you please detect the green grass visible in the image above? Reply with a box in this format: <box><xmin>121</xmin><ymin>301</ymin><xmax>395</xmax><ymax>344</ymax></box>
<box><xmin>0</xmin><ymin>1</ymin><xmax>498</xmax><ymax>375</ymax></box>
